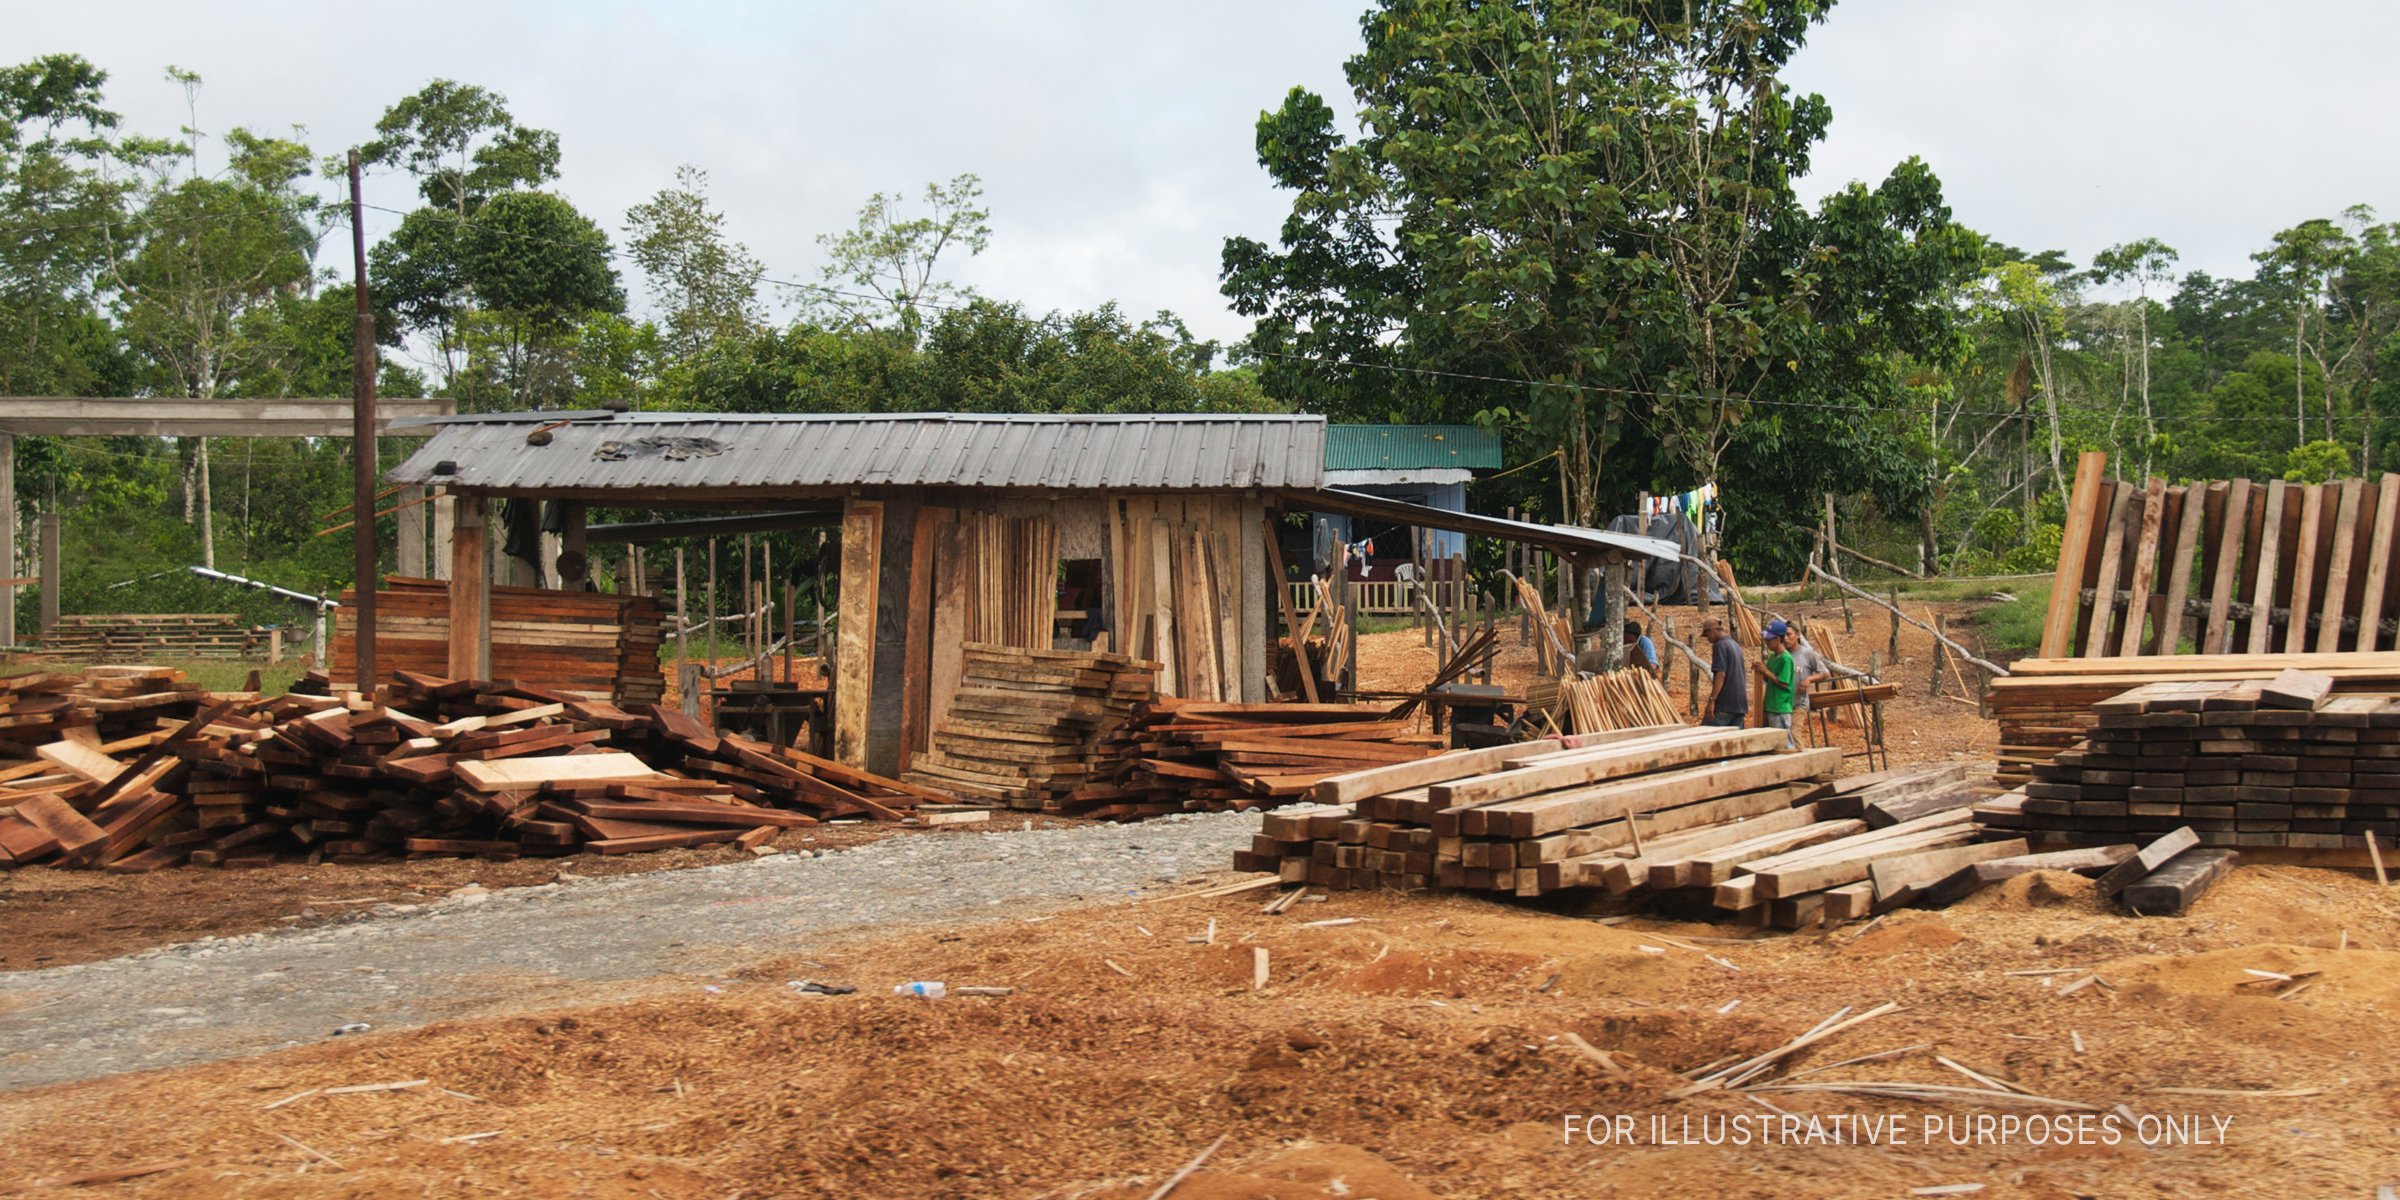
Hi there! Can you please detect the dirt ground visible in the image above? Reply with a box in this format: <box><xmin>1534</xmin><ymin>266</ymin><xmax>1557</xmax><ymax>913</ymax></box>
<box><xmin>2</xmin><ymin>859</ymin><xmax>2393</xmax><ymax>1197</ymax></box>
<box><xmin>0</xmin><ymin>602</ymin><xmax>1998</xmax><ymax>976</ymax></box>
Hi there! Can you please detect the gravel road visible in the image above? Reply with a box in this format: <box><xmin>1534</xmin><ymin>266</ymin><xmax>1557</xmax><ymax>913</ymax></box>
<box><xmin>0</xmin><ymin>811</ymin><xmax>1263</xmax><ymax>1093</ymax></box>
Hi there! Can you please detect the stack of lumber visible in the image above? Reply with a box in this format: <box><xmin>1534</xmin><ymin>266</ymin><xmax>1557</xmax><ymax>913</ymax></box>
<box><xmin>1068</xmin><ymin>700</ymin><xmax>1444</xmax><ymax>820</ymax></box>
<box><xmin>34</xmin><ymin>614</ymin><xmax>265</xmax><ymax>661</ymax></box>
<box><xmin>0</xmin><ymin>669</ymin><xmax>965</xmax><ymax>874</ymax></box>
<box><xmin>0</xmin><ymin>665</ymin><xmax>214</xmax><ymax>751</ymax></box>
<box><xmin>1999</xmin><ymin>668</ymin><xmax>2397</xmax><ymax>852</ymax></box>
<box><xmin>332</xmin><ymin>577</ymin><xmax>666</xmax><ymax>706</ymax></box>
<box><xmin>1530</xmin><ymin>668</ymin><xmax>1678</xmax><ymax>735</ymax></box>
<box><xmin>1987</xmin><ymin>651</ymin><xmax>2400</xmax><ymax>784</ymax></box>
<box><xmin>1231</xmin><ymin>729</ymin><xmax>2017</xmax><ymax>928</ymax></box>
<box><xmin>901</xmin><ymin>643</ymin><xmax>1156</xmax><ymax>809</ymax></box>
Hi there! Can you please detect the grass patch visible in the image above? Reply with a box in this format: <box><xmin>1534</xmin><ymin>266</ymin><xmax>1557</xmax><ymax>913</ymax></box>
<box><xmin>1971</xmin><ymin>581</ymin><xmax>2051</xmax><ymax>656</ymax></box>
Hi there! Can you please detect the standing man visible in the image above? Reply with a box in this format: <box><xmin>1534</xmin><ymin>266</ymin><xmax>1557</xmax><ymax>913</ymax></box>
<box><xmin>1702</xmin><ymin>617</ymin><xmax>1747</xmax><ymax>727</ymax></box>
<box><xmin>1760</xmin><ymin>620</ymin><xmax>1799</xmax><ymax>749</ymax></box>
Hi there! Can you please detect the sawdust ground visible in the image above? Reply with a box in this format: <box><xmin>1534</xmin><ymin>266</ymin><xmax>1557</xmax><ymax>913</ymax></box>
<box><xmin>4</xmin><ymin>858</ymin><xmax>2395</xmax><ymax>1198</ymax></box>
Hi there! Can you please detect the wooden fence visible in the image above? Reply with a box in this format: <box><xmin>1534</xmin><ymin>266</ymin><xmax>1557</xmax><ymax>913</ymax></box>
<box><xmin>2039</xmin><ymin>451</ymin><xmax>2400</xmax><ymax>658</ymax></box>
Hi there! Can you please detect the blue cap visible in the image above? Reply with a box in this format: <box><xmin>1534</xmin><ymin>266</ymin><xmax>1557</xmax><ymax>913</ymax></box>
<box><xmin>1763</xmin><ymin>619</ymin><xmax>1790</xmax><ymax>640</ymax></box>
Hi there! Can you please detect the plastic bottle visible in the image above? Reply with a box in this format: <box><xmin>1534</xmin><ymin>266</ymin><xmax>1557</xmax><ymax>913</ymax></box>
<box><xmin>893</xmin><ymin>981</ymin><xmax>947</xmax><ymax>999</ymax></box>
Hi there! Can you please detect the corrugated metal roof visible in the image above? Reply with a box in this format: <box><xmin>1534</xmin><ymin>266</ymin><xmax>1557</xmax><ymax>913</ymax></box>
<box><xmin>1323</xmin><ymin>424</ymin><xmax>1502</xmax><ymax>472</ymax></box>
<box><xmin>385</xmin><ymin>411</ymin><xmax>1326</xmax><ymax>493</ymax></box>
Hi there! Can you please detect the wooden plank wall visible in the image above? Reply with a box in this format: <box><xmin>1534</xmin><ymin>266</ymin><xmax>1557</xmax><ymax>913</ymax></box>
<box><xmin>1111</xmin><ymin>493</ymin><xmax>1257</xmax><ymax>704</ymax></box>
<box><xmin>2046</xmin><ymin>458</ymin><xmax>2400</xmax><ymax>659</ymax></box>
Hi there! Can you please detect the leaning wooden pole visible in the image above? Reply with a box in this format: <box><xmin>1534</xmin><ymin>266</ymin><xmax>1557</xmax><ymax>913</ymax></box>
<box><xmin>1805</xmin><ymin>563</ymin><xmax>2009</xmax><ymax>678</ymax></box>
<box><xmin>347</xmin><ymin>150</ymin><xmax>378</xmax><ymax>694</ymax></box>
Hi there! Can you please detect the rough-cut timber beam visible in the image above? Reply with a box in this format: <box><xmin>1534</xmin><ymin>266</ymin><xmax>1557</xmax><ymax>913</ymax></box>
<box><xmin>0</xmin><ymin>397</ymin><xmax>450</xmax><ymax>437</ymax></box>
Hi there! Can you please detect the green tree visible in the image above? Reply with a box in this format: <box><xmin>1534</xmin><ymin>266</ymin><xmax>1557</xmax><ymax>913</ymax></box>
<box><xmin>0</xmin><ymin>53</ymin><xmax>139</xmax><ymax>396</ymax></box>
<box><xmin>2089</xmin><ymin>237</ymin><xmax>2177</xmax><ymax>480</ymax></box>
<box><xmin>811</xmin><ymin>174</ymin><xmax>989</xmax><ymax>337</ymax></box>
<box><xmin>358</xmin><ymin>79</ymin><xmax>559</xmax><ymax>217</ymax></box>
<box><xmin>624</xmin><ymin>165</ymin><xmax>762</xmax><ymax>362</ymax></box>
<box><xmin>451</xmin><ymin>190</ymin><xmax>624</xmax><ymax>409</ymax></box>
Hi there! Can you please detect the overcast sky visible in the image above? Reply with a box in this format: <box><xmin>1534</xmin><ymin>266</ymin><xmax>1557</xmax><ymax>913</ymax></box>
<box><xmin>18</xmin><ymin>0</ymin><xmax>2400</xmax><ymax>349</ymax></box>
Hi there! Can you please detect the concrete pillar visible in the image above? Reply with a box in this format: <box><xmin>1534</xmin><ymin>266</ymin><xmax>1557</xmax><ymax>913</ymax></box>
<box><xmin>39</xmin><ymin>510</ymin><xmax>59</xmax><ymax>634</ymax></box>
<box><xmin>396</xmin><ymin>484</ymin><xmax>426</xmax><ymax>577</ymax></box>
<box><xmin>431</xmin><ymin>492</ymin><xmax>454</xmax><ymax>581</ymax></box>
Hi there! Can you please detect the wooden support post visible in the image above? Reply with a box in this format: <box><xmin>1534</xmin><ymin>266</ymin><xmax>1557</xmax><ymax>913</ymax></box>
<box><xmin>676</xmin><ymin>546</ymin><xmax>693</xmax><ymax>717</ymax></box>
<box><xmin>1602</xmin><ymin>561</ymin><xmax>1627</xmax><ymax>671</ymax></box>
<box><xmin>1929</xmin><ymin>613</ymin><xmax>1948</xmax><ymax>698</ymax></box>
<box><xmin>1824</xmin><ymin>494</ymin><xmax>1841</xmax><ymax>579</ymax></box>
<box><xmin>706</xmin><ymin>537</ymin><xmax>718</xmax><ymax>674</ymax></box>
<box><xmin>558</xmin><ymin>500</ymin><xmax>587</xmax><ymax>591</ymax></box>
<box><xmin>833</xmin><ymin>500</ymin><xmax>882</xmax><ymax>768</ymax></box>
<box><xmin>446</xmin><ymin>495</ymin><xmax>490</xmax><ymax>680</ymax></box>
<box><xmin>0</xmin><ymin>431</ymin><xmax>10</xmax><ymax>647</ymax></box>
<box><xmin>396</xmin><ymin>484</ymin><xmax>426</xmax><ymax>577</ymax></box>
<box><xmin>39</xmin><ymin>509</ymin><xmax>58</xmax><ymax>635</ymax></box>
<box><xmin>1889</xmin><ymin>587</ymin><xmax>1900</xmax><ymax>667</ymax></box>
<box><xmin>268</xmin><ymin>627</ymin><xmax>283</xmax><ymax>664</ymax></box>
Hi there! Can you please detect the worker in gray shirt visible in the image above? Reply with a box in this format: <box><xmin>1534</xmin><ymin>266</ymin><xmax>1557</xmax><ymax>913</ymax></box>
<box><xmin>1702</xmin><ymin>616</ymin><xmax>1746</xmax><ymax>726</ymax></box>
<box><xmin>1785</xmin><ymin>623</ymin><xmax>1833</xmax><ymax>719</ymax></box>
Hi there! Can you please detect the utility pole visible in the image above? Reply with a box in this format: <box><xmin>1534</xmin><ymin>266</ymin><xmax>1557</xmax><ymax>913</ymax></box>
<box><xmin>349</xmin><ymin>151</ymin><xmax>378</xmax><ymax>694</ymax></box>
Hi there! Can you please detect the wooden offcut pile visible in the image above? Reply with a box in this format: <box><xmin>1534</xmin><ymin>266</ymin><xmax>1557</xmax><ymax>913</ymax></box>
<box><xmin>1231</xmin><ymin>727</ymin><xmax>2068</xmax><ymax>928</ymax></box>
<box><xmin>0</xmin><ymin>668</ymin><xmax>964</xmax><ymax>874</ymax></box>
<box><xmin>1066</xmin><ymin>701</ymin><xmax>1444</xmax><ymax>821</ymax></box>
<box><xmin>901</xmin><ymin>643</ymin><xmax>1156</xmax><ymax>809</ymax></box>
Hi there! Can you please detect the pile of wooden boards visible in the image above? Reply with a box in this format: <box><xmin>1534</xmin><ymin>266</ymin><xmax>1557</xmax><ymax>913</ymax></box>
<box><xmin>1067</xmin><ymin>700</ymin><xmax>1445</xmax><ymax>820</ymax></box>
<box><xmin>1986</xmin><ymin>651</ymin><xmax>2400</xmax><ymax>785</ymax></box>
<box><xmin>34</xmin><ymin>614</ymin><xmax>268</xmax><ymax>661</ymax></box>
<box><xmin>901</xmin><ymin>643</ymin><xmax>1156</xmax><ymax>809</ymax></box>
<box><xmin>0</xmin><ymin>668</ymin><xmax>966</xmax><ymax>874</ymax></box>
<box><xmin>332</xmin><ymin>577</ymin><xmax>666</xmax><ymax>706</ymax></box>
<box><xmin>1989</xmin><ymin>667</ymin><xmax>2398</xmax><ymax>852</ymax></box>
<box><xmin>1231</xmin><ymin>728</ymin><xmax>2059</xmax><ymax>928</ymax></box>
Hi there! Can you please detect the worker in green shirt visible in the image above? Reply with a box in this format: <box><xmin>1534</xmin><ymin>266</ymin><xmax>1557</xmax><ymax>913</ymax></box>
<box><xmin>1760</xmin><ymin>619</ymin><xmax>1798</xmax><ymax>750</ymax></box>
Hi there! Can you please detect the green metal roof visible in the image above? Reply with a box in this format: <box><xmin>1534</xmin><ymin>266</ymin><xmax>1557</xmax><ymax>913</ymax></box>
<box><xmin>1323</xmin><ymin>424</ymin><xmax>1503</xmax><ymax>472</ymax></box>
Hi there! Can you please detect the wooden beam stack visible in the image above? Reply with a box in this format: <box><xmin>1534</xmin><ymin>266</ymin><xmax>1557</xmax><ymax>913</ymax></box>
<box><xmin>1232</xmin><ymin>730</ymin><xmax>2000</xmax><ymax>928</ymax></box>
<box><xmin>2011</xmin><ymin>669</ymin><xmax>2397</xmax><ymax>851</ymax></box>
<box><xmin>333</xmin><ymin>578</ymin><xmax>666</xmax><ymax>707</ymax></box>
<box><xmin>1070</xmin><ymin>700</ymin><xmax>1443</xmax><ymax>820</ymax></box>
<box><xmin>901</xmin><ymin>643</ymin><xmax>1156</xmax><ymax>809</ymax></box>
<box><xmin>0</xmin><ymin>668</ymin><xmax>962</xmax><ymax>874</ymax></box>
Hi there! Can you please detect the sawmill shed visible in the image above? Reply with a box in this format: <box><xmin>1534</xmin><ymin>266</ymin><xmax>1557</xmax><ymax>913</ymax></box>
<box><xmin>384</xmin><ymin>411</ymin><xmax>1680</xmax><ymax>777</ymax></box>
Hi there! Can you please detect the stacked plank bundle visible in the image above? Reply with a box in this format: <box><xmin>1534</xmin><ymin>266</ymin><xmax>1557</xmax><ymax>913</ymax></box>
<box><xmin>2001</xmin><ymin>667</ymin><xmax>2398</xmax><ymax>852</ymax></box>
<box><xmin>901</xmin><ymin>643</ymin><xmax>1157</xmax><ymax>809</ymax></box>
<box><xmin>1068</xmin><ymin>701</ymin><xmax>1444</xmax><ymax>820</ymax></box>
<box><xmin>1232</xmin><ymin>729</ymin><xmax>2025</xmax><ymax>928</ymax></box>
<box><xmin>333</xmin><ymin>578</ymin><xmax>667</xmax><ymax>707</ymax></box>
<box><xmin>0</xmin><ymin>669</ymin><xmax>960</xmax><ymax>874</ymax></box>
<box><xmin>1986</xmin><ymin>652</ymin><xmax>2400</xmax><ymax>785</ymax></box>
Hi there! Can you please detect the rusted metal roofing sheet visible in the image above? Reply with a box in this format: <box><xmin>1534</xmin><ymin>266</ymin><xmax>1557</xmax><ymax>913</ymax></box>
<box><xmin>385</xmin><ymin>411</ymin><xmax>1327</xmax><ymax>493</ymax></box>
